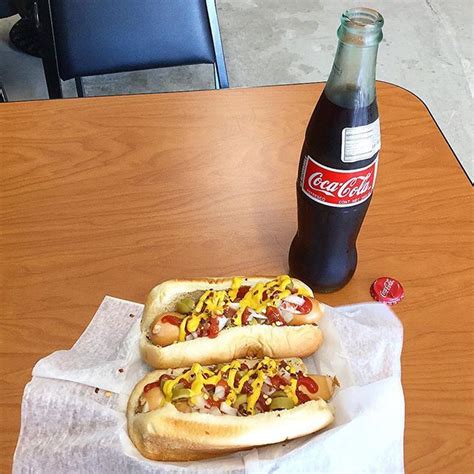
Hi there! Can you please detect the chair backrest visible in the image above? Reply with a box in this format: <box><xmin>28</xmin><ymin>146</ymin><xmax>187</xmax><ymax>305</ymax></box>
<box><xmin>38</xmin><ymin>0</ymin><xmax>228</xmax><ymax>98</ymax></box>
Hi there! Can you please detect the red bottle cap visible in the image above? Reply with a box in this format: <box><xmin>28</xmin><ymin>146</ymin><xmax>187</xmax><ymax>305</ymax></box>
<box><xmin>370</xmin><ymin>277</ymin><xmax>404</xmax><ymax>305</ymax></box>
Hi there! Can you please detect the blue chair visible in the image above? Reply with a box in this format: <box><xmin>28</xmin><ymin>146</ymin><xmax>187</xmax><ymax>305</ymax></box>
<box><xmin>36</xmin><ymin>0</ymin><xmax>229</xmax><ymax>98</ymax></box>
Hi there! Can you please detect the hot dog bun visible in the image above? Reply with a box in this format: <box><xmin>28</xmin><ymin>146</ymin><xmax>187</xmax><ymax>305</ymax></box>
<box><xmin>140</xmin><ymin>277</ymin><xmax>324</xmax><ymax>369</ymax></box>
<box><xmin>127</xmin><ymin>359</ymin><xmax>335</xmax><ymax>461</ymax></box>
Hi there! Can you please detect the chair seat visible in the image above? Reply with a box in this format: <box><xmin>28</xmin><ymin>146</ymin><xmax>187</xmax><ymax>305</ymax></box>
<box><xmin>50</xmin><ymin>0</ymin><xmax>216</xmax><ymax>80</ymax></box>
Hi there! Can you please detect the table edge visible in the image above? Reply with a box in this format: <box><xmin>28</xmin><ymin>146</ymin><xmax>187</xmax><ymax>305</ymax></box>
<box><xmin>379</xmin><ymin>81</ymin><xmax>472</xmax><ymax>184</ymax></box>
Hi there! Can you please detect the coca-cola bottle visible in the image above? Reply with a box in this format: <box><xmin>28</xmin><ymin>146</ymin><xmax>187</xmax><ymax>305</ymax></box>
<box><xmin>289</xmin><ymin>8</ymin><xmax>384</xmax><ymax>293</ymax></box>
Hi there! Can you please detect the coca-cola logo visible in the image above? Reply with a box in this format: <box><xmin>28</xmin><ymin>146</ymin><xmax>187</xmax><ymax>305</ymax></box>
<box><xmin>307</xmin><ymin>171</ymin><xmax>374</xmax><ymax>199</ymax></box>
<box><xmin>381</xmin><ymin>279</ymin><xmax>394</xmax><ymax>297</ymax></box>
<box><xmin>300</xmin><ymin>155</ymin><xmax>378</xmax><ymax>208</ymax></box>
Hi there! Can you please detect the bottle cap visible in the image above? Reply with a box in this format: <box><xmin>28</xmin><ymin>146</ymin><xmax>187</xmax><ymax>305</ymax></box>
<box><xmin>370</xmin><ymin>277</ymin><xmax>404</xmax><ymax>305</ymax></box>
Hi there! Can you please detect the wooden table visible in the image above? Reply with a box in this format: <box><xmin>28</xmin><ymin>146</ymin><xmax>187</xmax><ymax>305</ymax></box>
<box><xmin>0</xmin><ymin>83</ymin><xmax>472</xmax><ymax>473</ymax></box>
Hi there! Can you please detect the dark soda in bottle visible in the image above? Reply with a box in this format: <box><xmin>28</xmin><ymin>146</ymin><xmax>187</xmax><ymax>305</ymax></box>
<box><xmin>289</xmin><ymin>8</ymin><xmax>384</xmax><ymax>293</ymax></box>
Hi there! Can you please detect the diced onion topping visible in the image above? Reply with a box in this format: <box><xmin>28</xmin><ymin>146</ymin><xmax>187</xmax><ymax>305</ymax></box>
<box><xmin>220</xmin><ymin>402</ymin><xmax>237</xmax><ymax>416</ymax></box>
<box><xmin>262</xmin><ymin>383</ymin><xmax>274</xmax><ymax>395</ymax></box>
<box><xmin>175</xmin><ymin>275</ymin><xmax>312</xmax><ymax>341</ymax></box>
<box><xmin>150</xmin><ymin>357</ymin><xmax>313</xmax><ymax>417</ymax></box>
<box><xmin>218</xmin><ymin>317</ymin><xmax>228</xmax><ymax>331</ymax></box>
<box><xmin>251</xmin><ymin>311</ymin><xmax>267</xmax><ymax>320</ymax></box>
<box><xmin>214</xmin><ymin>385</ymin><xmax>226</xmax><ymax>399</ymax></box>
<box><xmin>280</xmin><ymin>309</ymin><xmax>294</xmax><ymax>323</ymax></box>
<box><xmin>193</xmin><ymin>395</ymin><xmax>206</xmax><ymax>410</ymax></box>
<box><xmin>210</xmin><ymin>407</ymin><xmax>222</xmax><ymax>416</ymax></box>
<box><xmin>284</xmin><ymin>294</ymin><xmax>305</xmax><ymax>306</ymax></box>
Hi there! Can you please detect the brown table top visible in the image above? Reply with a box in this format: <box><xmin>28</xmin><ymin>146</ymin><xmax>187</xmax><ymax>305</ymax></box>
<box><xmin>0</xmin><ymin>82</ymin><xmax>472</xmax><ymax>473</ymax></box>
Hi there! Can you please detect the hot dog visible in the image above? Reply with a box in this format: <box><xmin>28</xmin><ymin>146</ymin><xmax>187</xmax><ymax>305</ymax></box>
<box><xmin>127</xmin><ymin>357</ymin><xmax>338</xmax><ymax>461</ymax></box>
<box><xmin>140</xmin><ymin>275</ymin><xmax>325</xmax><ymax>368</ymax></box>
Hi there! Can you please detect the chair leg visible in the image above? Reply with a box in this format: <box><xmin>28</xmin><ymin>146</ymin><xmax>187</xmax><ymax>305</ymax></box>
<box><xmin>0</xmin><ymin>84</ymin><xmax>7</xmax><ymax>102</ymax></box>
<box><xmin>36</xmin><ymin>0</ymin><xmax>63</xmax><ymax>99</ymax></box>
<box><xmin>205</xmin><ymin>0</ymin><xmax>229</xmax><ymax>89</ymax></box>
<box><xmin>75</xmin><ymin>77</ymin><xmax>85</xmax><ymax>97</ymax></box>
<box><xmin>213</xmin><ymin>65</ymin><xmax>221</xmax><ymax>90</ymax></box>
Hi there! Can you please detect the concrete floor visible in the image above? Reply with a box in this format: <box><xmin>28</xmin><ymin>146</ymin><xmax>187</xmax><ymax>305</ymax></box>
<box><xmin>0</xmin><ymin>0</ymin><xmax>472</xmax><ymax>179</ymax></box>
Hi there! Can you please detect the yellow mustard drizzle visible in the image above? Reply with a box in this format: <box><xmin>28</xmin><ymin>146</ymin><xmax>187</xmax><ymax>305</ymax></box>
<box><xmin>228</xmin><ymin>277</ymin><xmax>243</xmax><ymax>300</ymax></box>
<box><xmin>205</xmin><ymin>290</ymin><xmax>227</xmax><ymax>314</ymax></box>
<box><xmin>232</xmin><ymin>275</ymin><xmax>295</xmax><ymax>325</ymax></box>
<box><xmin>162</xmin><ymin>362</ymin><xmax>213</xmax><ymax>400</ymax></box>
<box><xmin>159</xmin><ymin>357</ymin><xmax>292</xmax><ymax>415</ymax></box>
<box><xmin>246</xmin><ymin>376</ymin><xmax>264</xmax><ymax>414</ymax></box>
<box><xmin>186</xmin><ymin>314</ymin><xmax>202</xmax><ymax>333</ymax></box>
<box><xmin>194</xmin><ymin>290</ymin><xmax>210</xmax><ymax>313</ymax></box>
<box><xmin>178</xmin><ymin>316</ymin><xmax>189</xmax><ymax>342</ymax></box>
<box><xmin>280</xmin><ymin>364</ymin><xmax>298</xmax><ymax>404</ymax></box>
<box><xmin>177</xmin><ymin>275</ymin><xmax>311</xmax><ymax>341</ymax></box>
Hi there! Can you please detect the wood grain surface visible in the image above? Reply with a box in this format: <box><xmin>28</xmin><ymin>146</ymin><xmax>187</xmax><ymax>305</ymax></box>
<box><xmin>0</xmin><ymin>83</ymin><xmax>472</xmax><ymax>473</ymax></box>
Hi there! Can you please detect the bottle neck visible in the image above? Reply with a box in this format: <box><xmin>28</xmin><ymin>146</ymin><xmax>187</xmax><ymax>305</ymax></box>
<box><xmin>324</xmin><ymin>8</ymin><xmax>383</xmax><ymax>109</ymax></box>
<box><xmin>324</xmin><ymin>42</ymin><xmax>379</xmax><ymax>109</ymax></box>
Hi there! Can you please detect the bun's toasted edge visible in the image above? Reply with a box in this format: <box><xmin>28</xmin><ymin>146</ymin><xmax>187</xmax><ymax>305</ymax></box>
<box><xmin>127</xmin><ymin>363</ymin><xmax>334</xmax><ymax>462</ymax></box>
<box><xmin>141</xmin><ymin>276</ymin><xmax>315</xmax><ymax>331</ymax></box>
<box><xmin>140</xmin><ymin>324</ymin><xmax>322</xmax><ymax>369</ymax></box>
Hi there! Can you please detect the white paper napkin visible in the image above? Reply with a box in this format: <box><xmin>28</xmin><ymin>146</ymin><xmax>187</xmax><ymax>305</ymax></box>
<box><xmin>13</xmin><ymin>296</ymin><xmax>404</xmax><ymax>473</ymax></box>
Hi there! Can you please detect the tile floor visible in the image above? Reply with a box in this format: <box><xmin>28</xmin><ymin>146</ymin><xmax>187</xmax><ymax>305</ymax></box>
<box><xmin>0</xmin><ymin>0</ymin><xmax>472</xmax><ymax>179</ymax></box>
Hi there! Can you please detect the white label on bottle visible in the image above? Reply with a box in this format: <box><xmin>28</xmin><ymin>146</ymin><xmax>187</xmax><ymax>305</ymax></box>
<box><xmin>341</xmin><ymin>118</ymin><xmax>381</xmax><ymax>163</ymax></box>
